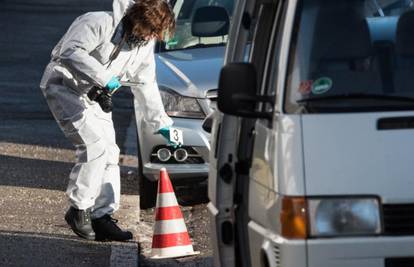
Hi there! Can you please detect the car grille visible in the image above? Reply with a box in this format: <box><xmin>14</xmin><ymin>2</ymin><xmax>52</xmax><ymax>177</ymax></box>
<box><xmin>383</xmin><ymin>204</ymin><xmax>414</xmax><ymax>235</ymax></box>
<box><xmin>385</xmin><ymin>258</ymin><xmax>414</xmax><ymax>267</ymax></box>
<box><xmin>150</xmin><ymin>146</ymin><xmax>205</xmax><ymax>164</ymax></box>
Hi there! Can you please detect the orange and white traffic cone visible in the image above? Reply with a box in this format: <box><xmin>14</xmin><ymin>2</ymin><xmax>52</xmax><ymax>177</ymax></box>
<box><xmin>150</xmin><ymin>168</ymin><xmax>200</xmax><ymax>259</ymax></box>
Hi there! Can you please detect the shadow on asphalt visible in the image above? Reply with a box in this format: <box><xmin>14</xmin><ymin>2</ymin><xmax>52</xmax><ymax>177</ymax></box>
<box><xmin>139</xmin><ymin>254</ymin><xmax>213</xmax><ymax>267</ymax></box>
<box><xmin>0</xmin><ymin>230</ymin><xmax>112</xmax><ymax>267</ymax></box>
<box><xmin>0</xmin><ymin>155</ymin><xmax>140</xmax><ymax>195</ymax></box>
<box><xmin>0</xmin><ymin>152</ymin><xmax>208</xmax><ymax>201</ymax></box>
<box><xmin>174</xmin><ymin>182</ymin><xmax>209</xmax><ymax>207</ymax></box>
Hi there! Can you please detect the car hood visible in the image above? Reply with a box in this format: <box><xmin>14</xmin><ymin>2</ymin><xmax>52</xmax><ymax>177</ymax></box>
<box><xmin>302</xmin><ymin>112</ymin><xmax>414</xmax><ymax>203</ymax></box>
<box><xmin>155</xmin><ymin>46</ymin><xmax>225</xmax><ymax>98</ymax></box>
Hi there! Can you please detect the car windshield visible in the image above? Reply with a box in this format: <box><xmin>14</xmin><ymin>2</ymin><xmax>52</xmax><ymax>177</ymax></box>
<box><xmin>284</xmin><ymin>0</ymin><xmax>414</xmax><ymax>113</ymax></box>
<box><xmin>161</xmin><ymin>0</ymin><xmax>234</xmax><ymax>51</ymax></box>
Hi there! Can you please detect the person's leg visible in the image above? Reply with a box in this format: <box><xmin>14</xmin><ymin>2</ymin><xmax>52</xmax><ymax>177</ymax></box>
<box><xmin>65</xmin><ymin>108</ymin><xmax>109</xmax><ymax>210</ymax></box>
<box><xmin>42</xmin><ymin>84</ymin><xmax>108</xmax><ymax>239</ymax></box>
<box><xmin>90</xmin><ymin>105</ymin><xmax>133</xmax><ymax>241</ymax></box>
<box><xmin>91</xmin><ymin>105</ymin><xmax>120</xmax><ymax>219</ymax></box>
<box><xmin>63</xmin><ymin>112</ymin><xmax>108</xmax><ymax>240</ymax></box>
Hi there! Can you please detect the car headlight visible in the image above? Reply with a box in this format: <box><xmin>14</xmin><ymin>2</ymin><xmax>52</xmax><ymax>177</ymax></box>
<box><xmin>308</xmin><ymin>197</ymin><xmax>381</xmax><ymax>237</ymax></box>
<box><xmin>159</xmin><ymin>87</ymin><xmax>205</xmax><ymax>119</ymax></box>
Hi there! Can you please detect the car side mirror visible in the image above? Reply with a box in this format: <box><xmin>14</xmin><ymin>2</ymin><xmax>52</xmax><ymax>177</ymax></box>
<box><xmin>217</xmin><ymin>63</ymin><xmax>273</xmax><ymax>119</ymax></box>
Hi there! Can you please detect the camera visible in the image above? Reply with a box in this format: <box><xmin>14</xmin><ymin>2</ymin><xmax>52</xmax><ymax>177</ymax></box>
<box><xmin>87</xmin><ymin>86</ymin><xmax>113</xmax><ymax>113</ymax></box>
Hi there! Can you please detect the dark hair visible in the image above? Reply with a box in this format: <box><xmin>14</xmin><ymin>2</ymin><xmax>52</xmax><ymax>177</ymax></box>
<box><xmin>123</xmin><ymin>0</ymin><xmax>175</xmax><ymax>40</ymax></box>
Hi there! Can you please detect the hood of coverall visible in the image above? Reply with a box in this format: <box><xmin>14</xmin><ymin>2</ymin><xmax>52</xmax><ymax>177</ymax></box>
<box><xmin>112</xmin><ymin>0</ymin><xmax>135</xmax><ymax>26</ymax></box>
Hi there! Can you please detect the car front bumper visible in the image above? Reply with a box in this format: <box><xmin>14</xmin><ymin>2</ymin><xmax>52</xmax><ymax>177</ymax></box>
<box><xmin>137</xmin><ymin>116</ymin><xmax>210</xmax><ymax>182</ymax></box>
<box><xmin>142</xmin><ymin>162</ymin><xmax>209</xmax><ymax>181</ymax></box>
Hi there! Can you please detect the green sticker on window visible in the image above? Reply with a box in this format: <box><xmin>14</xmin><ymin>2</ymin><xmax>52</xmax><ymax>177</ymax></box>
<box><xmin>166</xmin><ymin>38</ymin><xmax>178</xmax><ymax>46</ymax></box>
<box><xmin>312</xmin><ymin>77</ymin><xmax>332</xmax><ymax>94</ymax></box>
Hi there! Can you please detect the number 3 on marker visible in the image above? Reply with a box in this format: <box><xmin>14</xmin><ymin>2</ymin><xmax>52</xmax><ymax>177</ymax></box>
<box><xmin>169</xmin><ymin>127</ymin><xmax>183</xmax><ymax>145</ymax></box>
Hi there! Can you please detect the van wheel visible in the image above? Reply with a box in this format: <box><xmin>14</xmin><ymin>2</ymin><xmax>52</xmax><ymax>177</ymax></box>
<box><xmin>139</xmin><ymin>174</ymin><xmax>157</xmax><ymax>209</ymax></box>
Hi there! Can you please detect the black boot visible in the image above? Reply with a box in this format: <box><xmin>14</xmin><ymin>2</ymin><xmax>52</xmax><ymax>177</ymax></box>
<box><xmin>64</xmin><ymin>207</ymin><xmax>95</xmax><ymax>240</ymax></box>
<box><xmin>92</xmin><ymin>215</ymin><xmax>133</xmax><ymax>241</ymax></box>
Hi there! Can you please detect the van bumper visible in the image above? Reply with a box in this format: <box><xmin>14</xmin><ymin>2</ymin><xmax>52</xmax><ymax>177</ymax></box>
<box><xmin>307</xmin><ymin>237</ymin><xmax>414</xmax><ymax>267</ymax></box>
<box><xmin>249</xmin><ymin>221</ymin><xmax>414</xmax><ymax>267</ymax></box>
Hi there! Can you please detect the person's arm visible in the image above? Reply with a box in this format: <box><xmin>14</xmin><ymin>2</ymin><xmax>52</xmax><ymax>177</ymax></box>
<box><xmin>129</xmin><ymin>42</ymin><xmax>173</xmax><ymax>132</ymax></box>
<box><xmin>58</xmin><ymin>12</ymin><xmax>114</xmax><ymax>88</ymax></box>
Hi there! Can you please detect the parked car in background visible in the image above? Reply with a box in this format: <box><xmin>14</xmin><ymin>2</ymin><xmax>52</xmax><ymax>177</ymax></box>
<box><xmin>135</xmin><ymin>0</ymin><xmax>234</xmax><ymax>208</ymax></box>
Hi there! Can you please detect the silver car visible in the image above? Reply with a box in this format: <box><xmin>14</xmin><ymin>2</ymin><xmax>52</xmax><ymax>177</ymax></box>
<box><xmin>136</xmin><ymin>0</ymin><xmax>234</xmax><ymax>208</ymax></box>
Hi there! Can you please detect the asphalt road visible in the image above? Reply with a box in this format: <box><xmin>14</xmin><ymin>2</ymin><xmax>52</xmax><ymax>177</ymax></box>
<box><xmin>0</xmin><ymin>1</ymin><xmax>212</xmax><ymax>266</ymax></box>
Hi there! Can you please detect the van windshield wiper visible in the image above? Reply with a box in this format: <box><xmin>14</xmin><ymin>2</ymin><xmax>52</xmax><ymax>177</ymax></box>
<box><xmin>297</xmin><ymin>93</ymin><xmax>414</xmax><ymax>104</ymax></box>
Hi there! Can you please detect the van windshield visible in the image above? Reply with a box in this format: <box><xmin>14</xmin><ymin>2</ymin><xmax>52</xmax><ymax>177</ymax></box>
<box><xmin>284</xmin><ymin>0</ymin><xmax>414</xmax><ymax>113</ymax></box>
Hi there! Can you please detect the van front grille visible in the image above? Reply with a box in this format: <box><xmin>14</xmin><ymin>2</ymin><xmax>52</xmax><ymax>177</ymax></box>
<box><xmin>383</xmin><ymin>204</ymin><xmax>414</xmax><ymax>235</ymax></box>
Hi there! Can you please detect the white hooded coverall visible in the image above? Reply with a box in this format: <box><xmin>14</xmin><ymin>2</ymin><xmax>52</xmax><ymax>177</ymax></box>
<box><xmin>39</xmin><ymin>0</ymin><xmax>173</xmax><ymax>219</ymax></box>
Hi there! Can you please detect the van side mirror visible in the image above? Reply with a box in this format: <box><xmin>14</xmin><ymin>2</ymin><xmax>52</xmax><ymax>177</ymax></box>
<box><xmin>217</xmin><ymin>63</ymin><xmax>273</xmax><ymax>119</ymax></box>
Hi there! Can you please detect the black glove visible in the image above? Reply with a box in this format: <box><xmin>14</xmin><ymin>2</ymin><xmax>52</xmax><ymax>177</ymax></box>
<box><xmin>87</xmin><ymin>86</ymin><xmax>113</xmax><ymax>113</ymax></box>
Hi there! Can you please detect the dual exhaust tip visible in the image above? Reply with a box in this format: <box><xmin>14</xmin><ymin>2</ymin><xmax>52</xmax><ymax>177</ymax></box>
<box><xmin>157</xmin><ymin>147</ymin><xmax>188</xmax><ymax>162</ymax></box>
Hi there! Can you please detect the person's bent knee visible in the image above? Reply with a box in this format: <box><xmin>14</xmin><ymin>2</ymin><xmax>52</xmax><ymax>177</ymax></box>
<box><xmin>76</xmin><ymin>138</ymin><xmax>108</xmax><ymax>163</ymax></box>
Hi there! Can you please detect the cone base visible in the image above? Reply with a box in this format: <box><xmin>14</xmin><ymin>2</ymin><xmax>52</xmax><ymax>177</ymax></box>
<box><xmin>151</xmin><ymin>245</ymin><xmax>200</xmax><ymax>259</ymax></box>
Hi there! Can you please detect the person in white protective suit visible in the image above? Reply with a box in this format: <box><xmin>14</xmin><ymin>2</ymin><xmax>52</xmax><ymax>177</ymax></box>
<box><xmin>39</xmin><ymin>0</ymin><xmax>176</xmax><ymax>241</ymax></box>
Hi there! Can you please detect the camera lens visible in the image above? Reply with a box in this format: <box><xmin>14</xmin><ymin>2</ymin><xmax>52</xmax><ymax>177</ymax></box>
<box><xmin>100</xmin><ymin>96</ymin><xmax>113</xmax><ymax>112</ymax></box>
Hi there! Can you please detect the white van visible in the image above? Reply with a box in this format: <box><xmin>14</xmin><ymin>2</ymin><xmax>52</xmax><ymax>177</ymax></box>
<box><xmin>208</xmin><ymin>0</ymin><xmax>414</xmax><ymax>266</ymax></box>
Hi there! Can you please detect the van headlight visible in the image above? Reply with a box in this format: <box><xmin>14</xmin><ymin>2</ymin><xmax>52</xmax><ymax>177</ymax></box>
<box><xmin>308</xmin><ymin>198</ymin><xmax>381</xmax><ymax>237</ymax></box>
<box><xmin>159</xmin><ymin>87</ymin><xmax>205</xmax><ymax>119</ymax></box>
